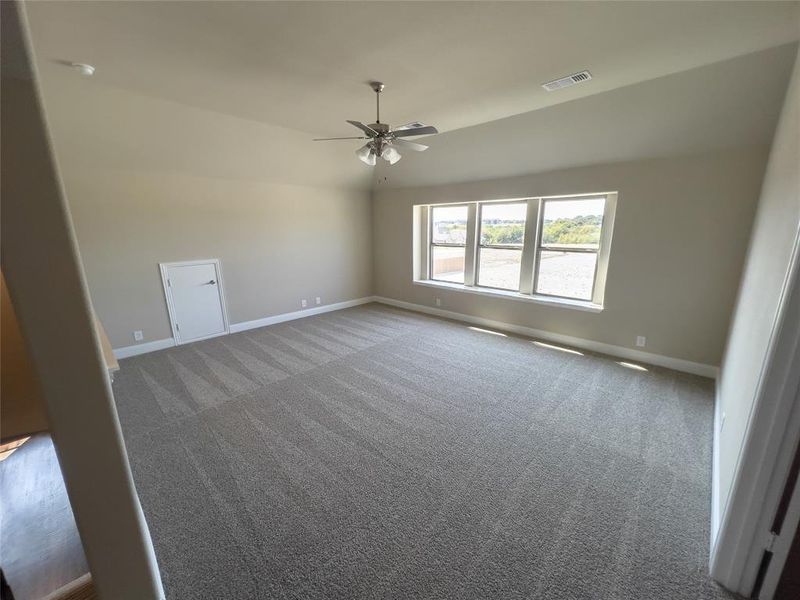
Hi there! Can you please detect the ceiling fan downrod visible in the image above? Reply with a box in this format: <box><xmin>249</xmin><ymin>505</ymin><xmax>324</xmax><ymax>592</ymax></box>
<box><xmin>370</xmin><ymin>81</ymin><xmax>385</xmax><ymax>124</ymax></box>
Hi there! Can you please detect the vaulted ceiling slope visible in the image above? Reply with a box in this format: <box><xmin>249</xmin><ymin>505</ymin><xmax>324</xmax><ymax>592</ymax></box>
<box><xmin>23</xmin><ymin>1</ymin><xmax>800</xmax><ymax>190</ymax></box>
<box><xmin>373</xmin><ymin>43</ymin><xmax>799</xmax><ymax>188</ymax></box>
<box><xmin>28</xmin><ymin>72</ymin><xmax>376</xmax><ymax>190</ymax></box>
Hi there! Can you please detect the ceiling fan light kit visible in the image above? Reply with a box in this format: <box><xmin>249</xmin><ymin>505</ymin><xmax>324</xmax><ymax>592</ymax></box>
<box><xmin>314</xmin><ymin>81</ymin><xmax>439</xmax><ymax>166</ymax></box>
<box><xmin>355</xmin><ymin>144</ymin><xmax>377</xmax><ymax>166</ymax></box>
<box><xmin>380</xmin><ymin>144</ymin><xmax>401</xmax><ymax>165</ymax></box>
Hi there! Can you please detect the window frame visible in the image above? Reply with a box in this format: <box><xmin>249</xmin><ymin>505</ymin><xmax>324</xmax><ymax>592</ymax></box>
<box><xmin>475</xmin><ymin>200</ymin><xmax>528</xmax><ymax>292</ymax></box>
<box><xmin>532</xmin><ymin>196</ymin><xmax>607</xmax><ymax>303</ymax></box>
<box><xmin>428</xmin><ymin>203</ymin><xmax>469</xmax><ymax>285</ymax></box>
<box><xmin>414</xmin><ymin>193</ymin><xmax>617</xmax><ymax>311</ymax></box>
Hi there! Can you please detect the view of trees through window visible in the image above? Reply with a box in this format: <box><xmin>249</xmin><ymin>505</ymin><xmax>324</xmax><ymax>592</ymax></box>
<box><xmin>477</xmin><ymin>206</ymin><xmax>603</xmax><ymax>247</ymax></box>
<box><xmin>542</xmin><ymin>214</ymin><xmax>602</xmax><ymax>246</ymax></box>
<box><xmin>536</xmin><ymin>198</ymin><xmax>606</xmax><ymax>300</ymax></box>
<box><xmin>428</xmin><ymin>197</ymin><xmax>608</xmax><ymax>300</ymax></box>
<box><xmin>478</xmin><ymin>203</ymin><xmax>526</xmax><ymax>290</ymax></box>
<box><xmin>480</xmin><ymin>223</ymin><xmax>524</xmax><ymax>245</ymax></box>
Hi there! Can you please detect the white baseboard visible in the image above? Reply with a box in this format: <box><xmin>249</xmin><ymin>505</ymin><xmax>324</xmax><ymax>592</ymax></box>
<box><xmin>711</xmin><ymin>382</ymin><xmax>722</xmax><ymax>556</ymax></box>
<box><xmin>229</xmin><ymin>296</ymin><xmax>376</xmax><ymax>334</ymax></box>
<box><xmin>374</xmin><ymin>295</ymin><xmax>719</xmax><ymax>379</ymax></box>
<box><xmin>114</xmin><ymin>337</ymin><xmax>176</xmax><ymax>359</ymax></box>
<box><xmin>114</xmin><ymin>296</ymin><xmax>377</xmax><ymax>359</ymax></box>
<box><xmin>115</xmin><ymin>295</ymin><xmax>718</xmax><ymax>380</ymax></box>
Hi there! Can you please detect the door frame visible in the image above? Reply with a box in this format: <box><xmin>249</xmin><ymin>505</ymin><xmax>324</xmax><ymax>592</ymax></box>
<box><xmin>710</xmin><ymin>230</ymin><xmax>800</xmax><ymax>596</ymax></box>
<box><xmin>759</xmin><ymin>399</ymin><xmax>800</xmax><ymax>600</ymax></box>
<box><xmin>159</xmin><ymin>259</ymin><xmax>230</xmax><ymax>345</ymax></box>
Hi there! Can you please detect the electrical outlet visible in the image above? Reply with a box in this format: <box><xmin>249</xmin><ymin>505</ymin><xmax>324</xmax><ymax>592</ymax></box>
<box><xmin>636</xmin><ymin>335</ymin><xmax>646</xmax><ymax>347</ymax></box>
<box><xmin>301</xmin><ymin>299</ymin><xmax>308</xmax><ymax>308</ymax></box>
<box><xmin>133</xmin><ymin>330</ymin><xmax>144</xmax><ymax>342</ymax></box>
<box><xmin>315</xmin><ymin>297</ymin><xmax>321</xmax><ymax>305</ymax></box>
<box><xmin>435</xmin><ymin>297</ymin><xmax>441</xmax><ymax>307</ymax></box>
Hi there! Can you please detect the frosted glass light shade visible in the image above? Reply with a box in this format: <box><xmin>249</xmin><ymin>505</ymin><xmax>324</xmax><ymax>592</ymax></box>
<box><xmin>356</xmin><ymin>144</ymin><xmax>376</xmax><ymax>166</ymax></box>
<box><xmin>381</xmin><ymin>144</ymin><xmax>401</xmax><ymax>165</ymax></box>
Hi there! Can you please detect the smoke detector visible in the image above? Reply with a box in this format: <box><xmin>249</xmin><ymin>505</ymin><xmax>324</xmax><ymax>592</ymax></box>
<box><xmin>71</xmin><ymin>63</ymin><xmax>96</xmax><ymax>76</ymax></box>
<box><xmin>542</xmin><ymin>70</ymin><xmax>592</xmax><ymax>92</ymax></box>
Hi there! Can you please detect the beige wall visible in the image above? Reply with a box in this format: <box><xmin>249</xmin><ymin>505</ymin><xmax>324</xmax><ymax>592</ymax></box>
<box><xmin>64</xmin><ymin>169</ymin><xmax>372</xmax><ymax>348</ymax></box>
<box><xmin>373</xmin><ymin>146</ymin><xmax>769</xmax><ymax>367</ymax></box>
<box><xmin>716</xmin><ymin>51</ymin><xmax>800</xmax><ymax>523</ymax></box>
<box><xmin>27</xmin><ymin>54</ymin><xmax>375</xmax><ymax>351</ymax></box>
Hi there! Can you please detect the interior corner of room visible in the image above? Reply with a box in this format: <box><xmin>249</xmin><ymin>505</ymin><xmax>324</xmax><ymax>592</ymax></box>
<box><xmin>2</xmin><ymin>1</ymin><xmax>800</xmax><ymax>599</ymax></box>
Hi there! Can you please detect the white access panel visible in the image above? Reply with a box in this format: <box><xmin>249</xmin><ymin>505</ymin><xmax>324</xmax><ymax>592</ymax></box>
<box><xmin>160</xmin><ymin>259</ymin><xmax>229</xmax><ymax>344</ymax></box>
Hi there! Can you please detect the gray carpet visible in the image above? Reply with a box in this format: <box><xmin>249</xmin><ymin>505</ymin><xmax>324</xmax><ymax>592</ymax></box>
<box><xmin>113</xmin><ymin>303</ymin><xmax>734</xmax><ymax>600</ymax></box>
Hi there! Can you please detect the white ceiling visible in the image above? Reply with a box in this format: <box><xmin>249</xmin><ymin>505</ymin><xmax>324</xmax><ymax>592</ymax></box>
<box><xmin>25</xmin><ymin>1</ymin><xmax>800</xmax><ymax>136</ymax></box>
<box><xmin>22</xmin><ymin>1</ymin><xmax>800</xmax><ymax>190</ymax></box>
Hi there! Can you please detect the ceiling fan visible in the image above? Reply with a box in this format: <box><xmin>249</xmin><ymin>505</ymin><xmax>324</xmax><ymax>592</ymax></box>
<box><xmin>313</xmin><ymin>81</ymin><xmax>438</xmax><ymax>166</ymax></box>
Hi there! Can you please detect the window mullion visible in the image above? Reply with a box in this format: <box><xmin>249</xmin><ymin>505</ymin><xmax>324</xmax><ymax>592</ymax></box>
<box><xmin>519</xmin><ymin>198</ymin><xmax>540</xmax><ymax>295</ymax></box>
<box><xmin>418</xmin><ymin>205</ymin><xmax>430</xmax><ymax>281</ymax></box>
<box><xmin>463</xmin><ymin>203</ymin><xmax>479</xmax><ymax>286</ymax></box>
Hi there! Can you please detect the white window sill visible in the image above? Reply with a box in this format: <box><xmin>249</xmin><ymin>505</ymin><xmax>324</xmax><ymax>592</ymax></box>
<box><xmin>412</xmin><ymin>280</ymin><xmax>604</xmax><ymax>313</ymax></box>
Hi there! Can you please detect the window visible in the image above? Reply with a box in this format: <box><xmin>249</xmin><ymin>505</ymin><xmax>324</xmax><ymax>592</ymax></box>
<box><xmin>477</xmin><ymin>202</ymin><xmax>527</xmax><ymax>291</ymax></box>
<box><xmin>415</xmin><ymin>194</ymin><xmax>616</xmax><ymax>310</ymax></box>
<box><xmin>430</xmin><ymin>205</ymin><xmax>468</xmax><ymax>284</ymax></box>
<box><xmin>535</xmin><ymin>197</ymin><xmax>605</xmax><ymax>301</ymax></box>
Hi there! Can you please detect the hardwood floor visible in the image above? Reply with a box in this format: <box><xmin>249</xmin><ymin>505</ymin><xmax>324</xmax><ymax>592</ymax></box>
<box><xmin>0</xmin><ymin>434</ymin><xmax>89</xmax><ymax>599</ymax></box>
<box><xmin>40</xmin><ymin>575</ymin><xmax>97</xmax><ymax>600</ymax></box>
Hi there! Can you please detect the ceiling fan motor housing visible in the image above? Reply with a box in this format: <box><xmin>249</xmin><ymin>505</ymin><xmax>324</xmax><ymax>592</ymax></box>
<box><xmin>370</xmin><ymin>123</ymin><xmax>390</xmax><ymax>135</ymax></box>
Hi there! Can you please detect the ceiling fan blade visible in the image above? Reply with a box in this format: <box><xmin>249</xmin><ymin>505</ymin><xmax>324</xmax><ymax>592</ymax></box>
<box><xmin>392</xmin><ymin>125</ymin><xmax>438</xmax><ymax>138</ymax></box>
<box><xmin>391</xmin><ymin>138</ymin><xmax>428</xmax><ymax>152</ymax></box>
<box><xmin>312</xmin><ymin>136</ymin><xmax>368</xmax><ymax>141</ymax></box>
<box><xmin>393</xmin><ymin>122</ymin><xmax>431</xmax><ymax>131</ymax></box>
<box><xmin>346</xmin><ymin>120</ymin><xmax>378</xmax><ymax>136</ymax></box>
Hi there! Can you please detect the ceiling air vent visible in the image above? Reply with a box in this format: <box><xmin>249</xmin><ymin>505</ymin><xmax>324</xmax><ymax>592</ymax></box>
<box><xmin>542</xmin><ymin>70</ymin><xmax>592</xmax><ymax>92</ymax></box>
